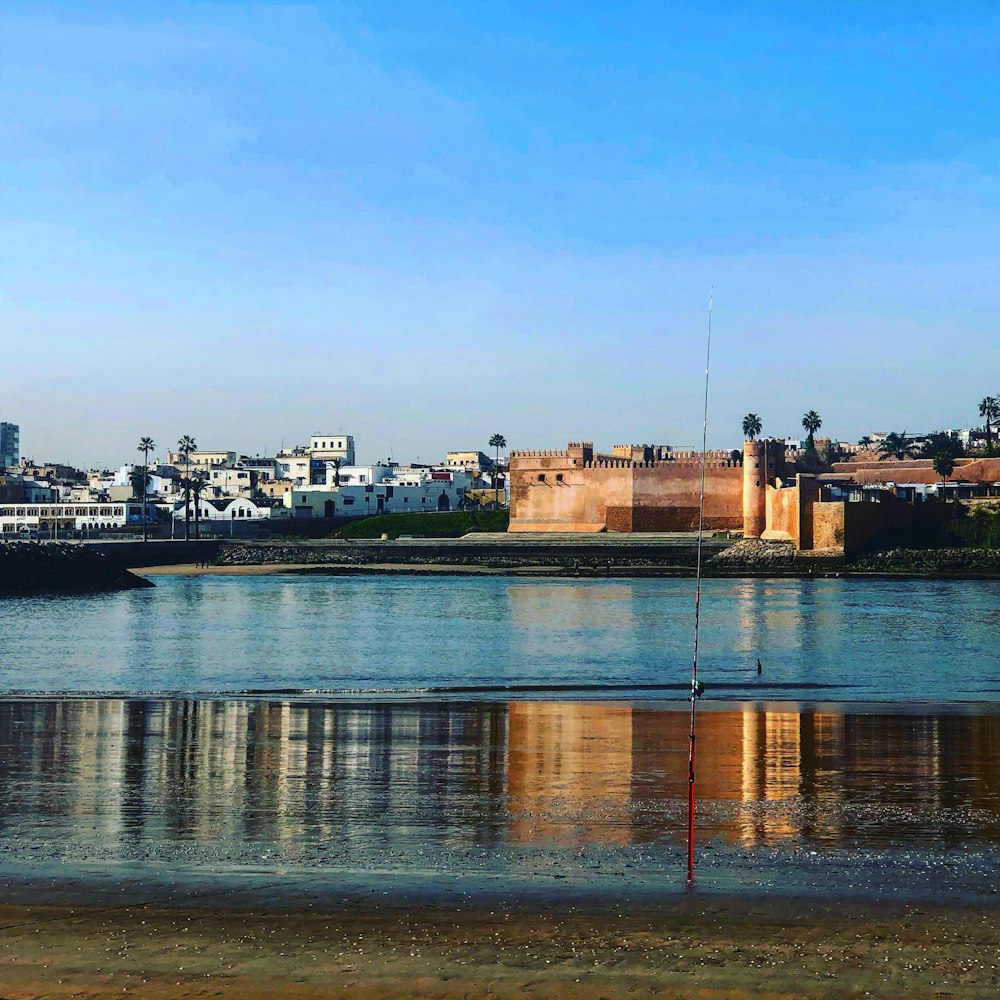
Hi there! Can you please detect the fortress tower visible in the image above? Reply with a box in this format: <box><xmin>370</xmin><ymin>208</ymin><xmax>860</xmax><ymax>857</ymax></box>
<box><xmin>742</xmin><ymin>439</ymin><xmax>767</xmax><ymax>538</ymax></box>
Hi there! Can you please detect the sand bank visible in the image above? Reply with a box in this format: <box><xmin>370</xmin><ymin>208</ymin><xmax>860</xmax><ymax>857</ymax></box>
<box><xmin>133</xmin><ymin>562</ymin><xmax>560</xmax><ymax>576</ymax></box>
<box><xmin>2</xmin><ymin>894</ymin><xmax>997</xmax><ymax>999</ymax></box>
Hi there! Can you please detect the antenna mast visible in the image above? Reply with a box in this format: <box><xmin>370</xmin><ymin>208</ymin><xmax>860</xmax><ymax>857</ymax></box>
<box><xmin>687</xmin><ymin>290</ymin><xmax>713</xmax><ymax>883</ymax></box>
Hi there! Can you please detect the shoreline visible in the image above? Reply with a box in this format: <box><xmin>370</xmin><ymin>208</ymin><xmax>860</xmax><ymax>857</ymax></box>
<box><xmin>1</xmin><ymin>891</ymin><xmax>997</xmax><ymax>998</ymax></box>
<box><xmin>132</xmin><ymin>560</ymin><xmax>1000</xmax><ymax>580</ymax></box>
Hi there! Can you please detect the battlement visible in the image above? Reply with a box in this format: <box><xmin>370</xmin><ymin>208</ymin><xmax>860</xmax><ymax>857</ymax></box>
<box><xmin>668</xmin><ymin>449</ymin><xmax>735</xmax><ymax>462</ymax></box>
<box><xmin>567</xmin><ymin>441</ymin><xmax>593</xmax><ymax>450</ymax></box>
<box><xmin>580</xmin><ymin>456</ymin><xmax>741</xmax><ymax>470</ymax></box>
<box><xmin>510</xmin><ymin>448</ymin><xmax>570</xmax><ymax>460</ymax></box>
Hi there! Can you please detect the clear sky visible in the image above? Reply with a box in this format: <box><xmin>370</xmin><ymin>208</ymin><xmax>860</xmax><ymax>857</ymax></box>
<box><xmin>4</xmin><ymin>1</ymin><xmax>999</xmax><ymax>468</ymax></box>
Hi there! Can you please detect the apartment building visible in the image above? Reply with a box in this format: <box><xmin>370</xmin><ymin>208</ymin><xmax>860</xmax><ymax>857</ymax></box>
<box><xmin>0</xmin><ymin>423</ymin><xmax>19</xmax><ymax>470</ymax></box>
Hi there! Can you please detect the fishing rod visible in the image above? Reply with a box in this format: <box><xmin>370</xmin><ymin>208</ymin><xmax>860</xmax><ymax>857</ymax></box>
<box><xmin>687</xmin><ymin>290</ymin><xmax>713</xmax><ymax>883</ymax></box>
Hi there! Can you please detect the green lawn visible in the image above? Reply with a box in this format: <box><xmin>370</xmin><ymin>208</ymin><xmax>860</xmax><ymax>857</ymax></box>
<box><xmin>329</xmin><ymin>509</ymin><xmax>509</xmax><ymax>540</ymax></box>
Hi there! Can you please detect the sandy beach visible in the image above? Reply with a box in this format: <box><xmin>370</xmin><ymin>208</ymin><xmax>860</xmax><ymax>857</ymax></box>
<box><xmin>3</xmin><ymin>893</ymin><xmax>998</xmax><ymax>999</ymax></box>
<box><xmin>132</xmin><ymin>562</ymin><xmax>560</xmax><ymax>576</ymax></box>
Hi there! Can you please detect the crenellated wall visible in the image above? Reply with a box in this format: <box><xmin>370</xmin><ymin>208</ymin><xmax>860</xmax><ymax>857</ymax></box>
<box><xmin>509</xmin><ymin>436</ymin><xmax>942</xmax><ymax>551</ymax></box>
<box><xmin>509</xmin><ymin>440</ymin><xmax>747</xmax><ymax>533</ymax></box>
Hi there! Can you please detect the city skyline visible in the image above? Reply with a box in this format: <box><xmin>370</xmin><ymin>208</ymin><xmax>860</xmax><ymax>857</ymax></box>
<box><xmin>5</xmin><ymin>2</ymin><xmax>999</xmax><ymax>467</ymax></box>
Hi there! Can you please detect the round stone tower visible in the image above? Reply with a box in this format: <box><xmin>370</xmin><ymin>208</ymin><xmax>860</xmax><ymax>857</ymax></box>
<box><xmin>742</xmin><ymin>439</ymin><xmax>767</xmax><ymax>538</ymax></box>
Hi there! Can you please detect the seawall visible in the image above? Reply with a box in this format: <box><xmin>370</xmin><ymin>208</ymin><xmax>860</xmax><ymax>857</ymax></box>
<box><xmin>0</xmin><ymin>542</ymin><xmax>155</xmax><ymax>596</ymax></box>
<box><xmin>87</xmin><ymin>539</ymin><xmax>222</xmax><ymax>568</ymax></box>
<box><xmin>214</xmin><ymin>536</ymin><xmax>735</xmax><ymax>573</ymax></box>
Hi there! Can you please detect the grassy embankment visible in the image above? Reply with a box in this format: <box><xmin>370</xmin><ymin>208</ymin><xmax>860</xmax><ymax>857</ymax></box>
<box><xmin>949</xmin><ymin>504</ymin><xmax>1000</xmax><ymax>547</ymax></box>
<box><xmin>329</xmin><ymin>509</ymin><xmax>509</xmax><ymax>540</ymax></box>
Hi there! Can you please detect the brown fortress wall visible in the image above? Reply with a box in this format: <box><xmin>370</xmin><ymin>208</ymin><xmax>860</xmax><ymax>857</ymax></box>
<box><xmin>509</xmin><ymin>434</ymin><xmax>1000</xmax><ymax>548</ymax></box>
<box><xmin>628</xmin><ymin>462</ymin><xmax>745</xmax><ymax>532</ymax></box>
<box><xmin>508</xmin><ymin>440</ymin><xmax>746</xmax><ymax>533</ymax></box>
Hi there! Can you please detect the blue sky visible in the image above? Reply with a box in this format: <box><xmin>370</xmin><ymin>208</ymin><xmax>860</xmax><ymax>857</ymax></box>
<box><xmin>3</xmin><ymin>1</ymin><xmax>999</xmax><ymax>467</ymax></box>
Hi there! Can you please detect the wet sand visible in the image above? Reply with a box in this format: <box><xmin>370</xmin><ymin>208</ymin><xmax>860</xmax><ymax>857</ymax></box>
<box><xmin>132</xmin><ymin>562</ymin><xmax>554</xmax><ymax>576</ymax></box>
<box><xmin>135</xmin><ymin>562</ymin><xmax>335</xmax><ymax>576</ymax></box>
<box><xmin>6</xmin><ymin>696</ymin><xmax>1000</xmax><ymax>996</ymax></box>
<box><xmin>2</xmin><ymin>894</ymin><xmax>998</xmax><ymax>999</ymax></box>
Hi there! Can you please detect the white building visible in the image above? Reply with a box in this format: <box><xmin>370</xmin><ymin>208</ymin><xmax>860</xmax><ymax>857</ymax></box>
<box><xmin>168</xmin><ymin>496</ymin><xmax>272</xmax><ymax>524</ymax></box>
<box><xmin>309</xmin><ymin>434</ymin><xmax>355</xmax><ymax>464</ymax></box>
<box><xmin>237</xmin><ymin>458</ymin><xmax>278</xmax><ymax>482</ymax></box>
<box><xmin>286</xmin><ymin>468</ymin><xmax>475</xmax><ymax>519</ymax></box>
<box><xmin>445</xmin><ymin>450</ymin><xmax>493</xmax><ymax>473</ymax></box>
<box><xmin>0</xmin><ymin>501</ymin><xmax>146</xmax><ymax>536</ymax></box>
<box><xmin>276</xmin><ymin>453</ymin><xmax>311</xmax><ymax>486</ymax></box>
<box><xmin>166</xmin><ymin>449</ymin><xmax>237</xmax><ymax>469</ymax></box>
<box><xmin>207</xmin><ymin>467</ymin><xmax>256</xmax><ymax>496</ymax></box>
<box><xmin>327</xmin><ymin>463</ymin><xmax>396</xmax><ymax>488</ymax></box>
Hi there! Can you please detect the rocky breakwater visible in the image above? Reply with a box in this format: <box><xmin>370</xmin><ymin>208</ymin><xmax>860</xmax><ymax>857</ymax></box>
<box><xmin>0</xmin><ymin>541</ymin><xmax>155</xmax><ymax>596</ymax></box>
<box><xmin>849</xmin><ymin>547</ymin><xmax>1000</xmax><ymax>577</ymax></box>
<box><xmin>707</xmin><ymin>538</ymin><xmax>796</xmax><ymax>574</ymax></box>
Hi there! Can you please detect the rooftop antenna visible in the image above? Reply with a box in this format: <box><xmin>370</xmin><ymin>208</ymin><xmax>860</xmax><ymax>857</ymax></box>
<box><xmin>687</xmin><ymin>289</ymin><xmax>713</xmax><ymax>884</ymax></box>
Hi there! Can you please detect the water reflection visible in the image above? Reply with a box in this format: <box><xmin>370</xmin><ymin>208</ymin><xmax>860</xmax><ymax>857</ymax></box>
<box><xmin>2</xmin><ymin>699</ymin><xmax>1000</xmax><ymax>863</ymax></box>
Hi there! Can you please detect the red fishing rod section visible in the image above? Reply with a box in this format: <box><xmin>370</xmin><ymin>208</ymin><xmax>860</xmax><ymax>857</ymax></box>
<box><xmin>687</xmin><ymin>291</ymin><xmax>713</xmax><ymax>884</ymax></box>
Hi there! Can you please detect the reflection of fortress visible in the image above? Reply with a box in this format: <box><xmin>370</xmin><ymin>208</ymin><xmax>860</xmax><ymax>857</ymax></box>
<box><xmin>3</xmin><ymin>700</ymin><xmax>999</xmax><ymax>854</ymax></box>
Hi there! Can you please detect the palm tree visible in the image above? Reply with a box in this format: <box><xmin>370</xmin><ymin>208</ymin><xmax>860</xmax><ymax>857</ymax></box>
<box><xmin>137</xmin><ymin>436</ymin><xmax>155</xmax><ymax>541</ymax></box>
<box><xmin>489</xmin><ymin>433</ymin><xmax>506</xmax><ymax>507</ymax></box>
<box><xmin>802</xmin><ymin>410</ymin><xmax>822</xmax><ymax>451</ymax></box>
<box><xmin>859</xmin><ymin>435</ymin><xmax>873</xmax><ymax>451</ymax></box>
<box><xmin>933</xmin><ymin>452</ymin><xmax>956</xmax><ymax>493</ymax></box>
<box><xmin>979</xmin><ymin>397</ymin><xmax>999</xmax><ymax>455</ymax></box>
<box><xmin>742</xmin><ymin>414</ymin><xmax>762</xmax><ymax>441</ymax></box>
<box><xmin>129</xmin><ymin>466</ymin><xmax>148</xmax><ymax>500</ymax></box>
<box><xmin>918</xmin><ymin>431</ymin><xmax>963</xmax><ymax>461</ymax></box>
<box><xmin>177</xmin><ymin>435</ymin><xmax>197</xmax><ymax>540</ymax></box>
<box><xmin>330</xmin><ymin>457</ymin><xmax>345</xmax><ymax>487</ymax></box>
<box><xmin>877</xmin><ymin>431</ymin><xmax>918</xmax><ymax>462</ymax></box>
<box><xmin>190</xmin><ymin>474</ymin><xmax>209</xmax><ymax>540</ymax></box>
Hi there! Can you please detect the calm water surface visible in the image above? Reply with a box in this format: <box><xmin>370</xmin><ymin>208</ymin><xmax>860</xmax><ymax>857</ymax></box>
<box><xmin>3</xmin><ymin>575</ymin><xmax>1000</xmax><ymax>701</ymax></box>
<box><xmin>5</xmin><ymin>575</ymin><xmax>1000</xmax><ymax>900</ymax></box>
<box><xmin>2</xmin><ymin>698</ymin><xmax>1000</xmax><ymax>901</ymax></box>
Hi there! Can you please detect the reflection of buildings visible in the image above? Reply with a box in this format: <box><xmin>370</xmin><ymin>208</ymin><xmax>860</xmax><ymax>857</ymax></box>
<box><xmin>508</xmin><ymin>702</ymin><xmax>633</xmax><ymax>845</ymax></box>
<box><xmin>2</xmin><ymin>701</ymin><xmax>1000</xmax><ymax>856</ymax></box>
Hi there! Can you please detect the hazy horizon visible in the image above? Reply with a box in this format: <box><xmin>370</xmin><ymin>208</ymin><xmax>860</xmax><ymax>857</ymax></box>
<box><xmin>4</xmin><ymin>2</ymin><xmax>999</xmax><ymax>468</ymax></box>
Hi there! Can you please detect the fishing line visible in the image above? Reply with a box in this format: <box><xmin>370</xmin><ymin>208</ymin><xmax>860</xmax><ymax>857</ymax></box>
<box><xmin>687</xmin><ymin>289</ymin><xmax>712</xmax><ymax>883</ymax></box>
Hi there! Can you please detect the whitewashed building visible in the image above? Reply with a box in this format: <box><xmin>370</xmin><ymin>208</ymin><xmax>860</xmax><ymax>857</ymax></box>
<box><xmin>0</xmin><ymin>501</ymin><xmax>146</xmax><ymax>535</ymax></box>
<box><xmin>168</xmin><ymin>496</ymin><xmax>272</xmax><ymax>523</ymax></box>
<box><xmin>286</xmin><ymin>467</ymin><xmax>475</xmax><ymax>519</ymax></box>
<box><xmin>309</xmin><ymin>434</ymin><xmax>355</xmax><ymax>464</ymax></box>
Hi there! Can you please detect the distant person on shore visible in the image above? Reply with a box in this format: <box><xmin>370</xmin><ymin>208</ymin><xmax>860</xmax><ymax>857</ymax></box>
<box><xmin>757</xmin><ymin>658</ymin><xmax>762</xmax><ymax>676</ymax></box>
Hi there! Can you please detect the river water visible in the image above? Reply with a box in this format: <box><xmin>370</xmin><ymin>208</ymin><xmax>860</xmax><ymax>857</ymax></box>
<box><xmin>3</xmin><ymin>575</ymin><xmax>1000</xmax><ymax>901</ymax></box>
<box><xmin>3</xmin><ymin>575</ymin><xmax>999</xmax><ymax>700</ymax></box>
